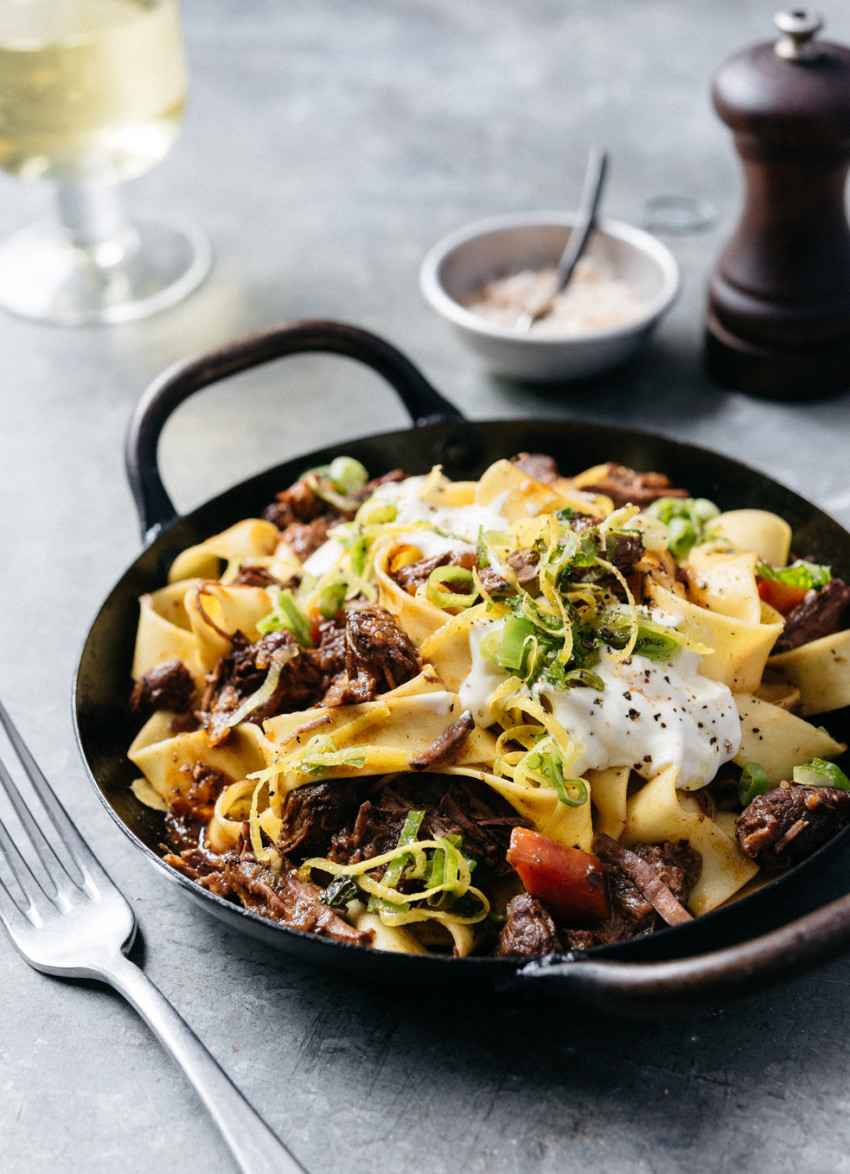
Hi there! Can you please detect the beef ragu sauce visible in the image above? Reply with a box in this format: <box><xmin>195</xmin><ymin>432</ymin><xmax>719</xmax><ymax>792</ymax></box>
<box><xmin>126</xmin><ymin>453</ymin><xmax>850</xmax><ymax>958</ymax></box>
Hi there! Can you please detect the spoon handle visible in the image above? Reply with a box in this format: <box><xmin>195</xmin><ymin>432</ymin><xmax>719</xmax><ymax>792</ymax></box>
<box><xmin>518</xmin><ymin>145</ymin><xmax>609</xmax><ymax>329</ymax></box>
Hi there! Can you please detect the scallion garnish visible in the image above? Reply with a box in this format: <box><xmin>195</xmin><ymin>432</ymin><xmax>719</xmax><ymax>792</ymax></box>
<box><xmin>738</xmin><ymin>761</ymin><xmax>771</xmax><ymax>807</ymax></box>
<box><xmin>257</xmin><ymin>588</ymin><xmax>314</xmax><ymax>646</ymax></box>
<box><xmin>425</xmin><ymin>564</ymin><xmax>477</xmax><ymax>609</ymax></box>
<box><xmin>792</xmin><ymin>757</ymin><xmax>850</xmax><ymax>790</ymax></box>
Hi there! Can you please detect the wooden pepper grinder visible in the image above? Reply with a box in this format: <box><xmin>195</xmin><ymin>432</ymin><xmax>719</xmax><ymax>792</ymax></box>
<box><xmin>706</xmin><ymin>10</ymin><xmax>850</xmax><ymax>400</ymax></box>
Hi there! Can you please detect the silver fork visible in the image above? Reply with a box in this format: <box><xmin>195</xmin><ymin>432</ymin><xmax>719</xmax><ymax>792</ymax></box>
<box><xmin>0</xmin><ymin>696</ymin><xmax>308</xmax><ymax>1174</ymax></box>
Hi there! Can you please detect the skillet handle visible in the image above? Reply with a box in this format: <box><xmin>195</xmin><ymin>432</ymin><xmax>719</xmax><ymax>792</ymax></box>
<box><xmin>510</xmin><ymin>887</ymin><xmax>850</xmax><ymax>1015</ymax></box>
<box><xmin>126</xmin><ymin>318</ymin><xmax>464</xmax><ymax>545</ymax></box>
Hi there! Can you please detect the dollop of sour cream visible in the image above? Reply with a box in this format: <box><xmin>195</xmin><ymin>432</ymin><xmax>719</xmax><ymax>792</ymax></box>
<box><xmin>369</xmin><ymin>475</ymin><xmax>511</xmax><ymax>556</ymax></box>
<box><xmin>302</xmin><ymin>474</ymin><xmax>508</xmax><ymax>576</ymax></box>
<box><xmin>459</xmin><ymin>618</ymin><xmax>741</xmax><ymax>789</ymax></box>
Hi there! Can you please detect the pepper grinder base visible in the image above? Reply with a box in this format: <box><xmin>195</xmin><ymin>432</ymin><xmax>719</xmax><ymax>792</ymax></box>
<box><xmin>706</xmin><ymin>313</ymin><xmax>850</xmax><ymax>402</ymax></box>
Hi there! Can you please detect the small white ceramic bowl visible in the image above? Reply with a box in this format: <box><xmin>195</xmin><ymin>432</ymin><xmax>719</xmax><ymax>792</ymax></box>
<box><xmin>419</xmin><ymin>211</ymin><xmax>680</xmax><ymax>382</ymax></box>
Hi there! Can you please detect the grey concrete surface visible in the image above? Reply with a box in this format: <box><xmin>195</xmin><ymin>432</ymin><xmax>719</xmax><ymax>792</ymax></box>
<box><xmin>3</xmin><ymin>2</ymin><xmax>850</xmax><ymax>1172</ymax></box>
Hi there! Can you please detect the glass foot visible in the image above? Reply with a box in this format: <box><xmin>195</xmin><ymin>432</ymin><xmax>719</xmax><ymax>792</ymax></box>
<box><xmin>0</xmin><ymin>214</ymin><xmax>212</xmax><ymax>325</ymax></box>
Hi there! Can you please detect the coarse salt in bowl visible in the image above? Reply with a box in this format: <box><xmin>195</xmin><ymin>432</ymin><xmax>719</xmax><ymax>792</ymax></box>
<box><xmin>419</xmin><ymin>211</ymin><xmax>680</xmax><ymax>382</ymax></box>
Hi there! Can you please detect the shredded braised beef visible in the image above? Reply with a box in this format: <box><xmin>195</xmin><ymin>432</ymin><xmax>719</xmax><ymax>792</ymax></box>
<box><xmin>581</xmin><ymin>462</ymin><xmax>690</xmax><ymax>509</ymax></box>
<box><xmin>197</xmin><ymin>604</ymin><xmax>420</xmax><ymax>742</ymax></box>
<box><xmin>328</xmin><ymin>775</ymin><xmax>531</xmax><ymax>877</ymax></box>
<box><xmin>165</xmin><ymin>834</ymin><xmax>372</xmax><ymax>946</ymax></box>
<box><xmin>320</xmin><ymin>604</ymin><xmax>420</xmax><ymax>706</ymax></box>
<box><xmin>560</xmin><ymin>840</ymin><xmax>702</xmax><ymax>951</ymax></box>
<box><xmin>276</xmin><ymin>780</ymin><xmax>362</xmax><ymax>858</ymax></box>
<box><xmin>736</xmin><ymin>782</ymin><xmax>850</xmax><ymax>870</ymax></box>
<box><xmin>199</xmin><ymin>629</ymin><xmax>327</xmax><ymax>745</ymax></box>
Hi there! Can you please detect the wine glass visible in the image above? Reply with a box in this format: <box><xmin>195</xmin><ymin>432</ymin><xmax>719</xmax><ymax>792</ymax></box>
<box><xmin>0</xmin><ymin>0</ymin><xmax>212</xmax><ymax>326</ymax></box>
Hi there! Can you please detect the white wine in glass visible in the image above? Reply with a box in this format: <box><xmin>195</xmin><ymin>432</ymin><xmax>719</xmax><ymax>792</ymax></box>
<box><xmin>0</xmin><ymin>0</ymin><xmax>211</xmax><ymax>325</ymax></box>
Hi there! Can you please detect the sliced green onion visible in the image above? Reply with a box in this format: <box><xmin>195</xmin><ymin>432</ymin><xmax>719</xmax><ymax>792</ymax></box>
<box><xmin>524</xmin><ymin>743</ymin><xmax>588</xmax><ymax>808</ymax></box>
<box><xmin>645</xmin><ymin>496</ymin><xmax>721</xmax><ymax>558</ymax></box>
<box><xmin>257</xmin><ymin>588</ymin><xmax>314</xmax><ymax>646</ymax></box>
<box><xmin>355</xmin><ymin>499</ymin><xmax>397</xmax><ymax>527</ymax></box>
<box><xmin>479</xmin><ymin>615</ymin><xmax>537</xmax><ymax>674</ymax></box>
<box><xmin>562</xmin><ymin>667</ymin><xmax>605</xmax><ymax>690</ymax></box>
<box><xmin>328</xmin><ymin>456</ymin><xmax>369</xmax><ymax>495</ymax></box>
<box><xmin>738</xmin><ymin>761</ymin><xmax>771</xmax><ymax>807</ymax></box>
<box><xmin>635</xmin><ymin>627</ymin><xmax>682</xmax><ymax>661</ymax></box>
<box><xmin>425</xmin><ymin>565</ymin><xmax>476</xmax><ymax>609</ymax></box>
<box><xmin>792</xmin><ymin>757</ymin><xmax>850</xmax><ymax>790</ymax></box>
<box><xmin>367</xmin><ymin>810</ymin><xmax>425</xmax><ymax>913</ymax></box>
<box><xmin>318</xmin><ymin>579</ymin><xmax>349</xmax><ymax>619</ymax></box>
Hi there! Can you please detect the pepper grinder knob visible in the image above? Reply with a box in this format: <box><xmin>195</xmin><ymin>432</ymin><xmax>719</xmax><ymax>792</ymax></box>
<box><xmin>706</xmin><ymin>9</ymin><xmax>850</xmax><ymax>400</ymax></box>
<box><xmin>774</xmin><ymin>9</ymin><xmax>823</xmax><ymax>60</ymax></box>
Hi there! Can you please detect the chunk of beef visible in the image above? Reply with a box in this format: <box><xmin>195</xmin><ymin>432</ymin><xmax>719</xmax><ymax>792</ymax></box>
<box><xmin>495</xmin><ymin>893</ymin><xmax>561</xmax><ymax>957</ymax></box>
<box><xmin>561</xmin><ymin>839</ymin><xmax>701</xmax><ymax>950</ymax></box>
<box><xmin>604</xmin><ymin>531</ymin><xmax>645</xmax><ymax>575</ymax></box>
<box><xmin>736</xmin><ymin>782</ymin><xmax>850</xmax><ymax>870</ymax></box>
<box><xmin>593</xmin><ymin>835</ymin><xmax>695</xmax><ymax>927</ymax></box>
<box><xmin>230</xmin><ymin>565</ymin><xmax>295</xmax><ymax>589</ymax></box>
<box><xmin>392</xmin><ymin>550</ymin><xmax>477</xmax><ymax>594</ymax></box>
<box><xmin>130</xmin><ymin>659</ymin><xmax>195</xmax><ymax>716</ymax></box>
<box><xmin>773</xmin><ymin>578</ymin><xmax>850</xmax><ymax>654</ymax></box>
<box><xmin>511</xmin><ymin>453</ymin><xmax>560</xmax><ymax>484</ymax></box>
<box><xmin>262</xmin><ymin>477</ymin><xmax>327</xmax><ymax>529</ymax></box>
<box><xmin>581</xmin><ymin>463</ymin><xmax>690</xmax><ymax>510</ymax></box>
<box><xmin>165</xmin><ymin>840</ymin><xmax>371</xmax><ymax>945</ymax></box>
<box><xmin>200</xmin><ymin>629</ymin><xmax>326</xmax><ymax>744</ymax></box>
<box><xmin>276</xmin><ymin>779</ymin><xmax>361</xmax><ymax>858</ymax></box>
<box><xmin>279</xmin><ymin>516</ymin><xmax>337</xmax><ymax>561</ymax></box>
<box><xmin>344</xmin><ymin>604</ymin><xmax>420</xmax><ymax>693</ymax></box>
<box><xmin>320</xmin><ymin>604</ymin><xmax>419</xmax><ymax>707</ymax></box>
<box><xmin>478</xmin><ymin>549</ymin><xmax>540</xmax><ymax>595</ymax></box>
<box><xmin>392</xmin><ymin>548</ymin><xmax>539</xmax><ymax>600</ymax></box>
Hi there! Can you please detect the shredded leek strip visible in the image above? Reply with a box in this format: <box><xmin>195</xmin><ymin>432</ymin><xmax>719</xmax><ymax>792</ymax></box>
<box><xmin>599</xmin><ymin>505</ymin><xmax>640</xmax><ymax>544</ymax></box>
<box><xmin>300</xmin><ymin>837</ymin><xmax>473</xmax><ymax>906</ymax></box>
<box><xmin>248</xmin><ymin>775</ymin><xmax>279</xmax><ymax>864</ymax></box>
<box><xmin>214</xmin><ymin>778</ymin><xmax>255</xmax><ymax>822</ymax></box>
<box><xmin>297</xmin><ymin>733</ymin><xmax>368</xmax><ymax>774</ymax></box>
<box><xmin>379</xmin><ymin>887</ymin><xmax>491</xmax><ymax>927</ymax></box>
<box><xmin>221</xmin><ymin>646</ymin><xmax>300</xmax><ymax>732</ymax></box>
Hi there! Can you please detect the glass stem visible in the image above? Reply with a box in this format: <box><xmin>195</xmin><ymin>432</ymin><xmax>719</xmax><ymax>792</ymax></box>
<box><xmin>54</xmin><ymin>184</ymin><xmax>140</xmax><ymax>267</ymax></box>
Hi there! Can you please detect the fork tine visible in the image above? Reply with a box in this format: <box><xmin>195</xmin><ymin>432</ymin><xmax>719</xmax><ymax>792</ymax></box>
<box><xmin>0</xmin><ymin>697</ymin><xmax>109</xmax><ymax>893</ymax></box>
<box><xmin>0</xmin><ymin>868</ymin><xmax>35</xmax><ymax>933</ymax></box>
<box><xmin>0</xmin><ymin>755</ymin><xmax>84</xmax><ymax>914</ymax></box>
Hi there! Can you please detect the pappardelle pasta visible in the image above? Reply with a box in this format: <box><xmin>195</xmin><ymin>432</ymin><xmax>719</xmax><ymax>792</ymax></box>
<box><xmin>126</xmin><ymin>453</ymin><xmax>850</xmax><ymax>958</ymax></box>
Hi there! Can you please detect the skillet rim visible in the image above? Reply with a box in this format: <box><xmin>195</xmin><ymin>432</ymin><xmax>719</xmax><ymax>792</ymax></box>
<box><xmin>72</xmin><ymin>410</ymin><xmax>850</xmax><ymax>1008</ymax></box>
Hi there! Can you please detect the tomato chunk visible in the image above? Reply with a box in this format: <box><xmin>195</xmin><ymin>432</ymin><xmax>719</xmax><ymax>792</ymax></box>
<box><xmin>757</xmin><ymin>577</ymin><xmax>808</xmax><ymax>615</ymax></box>
<box><xmin>506</xmin><ymin>826</ymin><xmax>609</xmax><ymax>924</ymax></box>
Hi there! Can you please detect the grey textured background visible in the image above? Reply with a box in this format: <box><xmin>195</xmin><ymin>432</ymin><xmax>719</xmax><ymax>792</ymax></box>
<box><xmin>3</xmin><ymin>2</ymin><xmax>850</xmax><ymax>1171</ymax></box>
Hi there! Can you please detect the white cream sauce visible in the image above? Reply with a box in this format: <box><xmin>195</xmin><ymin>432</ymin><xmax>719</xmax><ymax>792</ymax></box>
<box><xmin>301</xmin><ymin>475</ymin><xmax>511</xmax><ymax>573</ymax></box>
<box><xmin>459</xmin><ymin>618</ymin><xmax>741</xmax><ymax>789</ymax></box>
<box><xmin>369</xmin><ymin>475</ymin><xmax>511</xmax><ymax>555</ymax></box>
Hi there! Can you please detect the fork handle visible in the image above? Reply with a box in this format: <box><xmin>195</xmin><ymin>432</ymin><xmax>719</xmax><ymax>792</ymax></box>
<box><xmin>100</xmin><ymin>951</ymin><xmax>308</xmax><ymax>1174</ymax></box>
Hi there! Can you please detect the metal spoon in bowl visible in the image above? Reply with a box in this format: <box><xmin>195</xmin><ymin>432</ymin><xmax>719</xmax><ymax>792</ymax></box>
<box><xmin>516</xmin><ymin>146</ymin><xmax>609</xmax><ymax>331</ymax></box>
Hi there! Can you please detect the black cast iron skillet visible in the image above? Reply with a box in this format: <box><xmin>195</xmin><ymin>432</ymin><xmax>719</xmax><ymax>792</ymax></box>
<box><xmin>74</xmin><ymin>319</ymin><xmax>850</xmax><ymax>1016</ymax></box>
